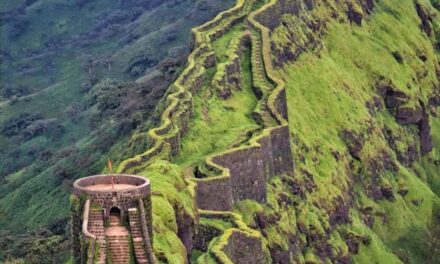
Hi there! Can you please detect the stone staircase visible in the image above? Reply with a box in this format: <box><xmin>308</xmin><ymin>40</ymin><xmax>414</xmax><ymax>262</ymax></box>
<box><xmin>88</xmin><ymin>209</ymin><xmax>107</xmax><ymax>264</ymax></box>
<box><xmin>109</xmin><ymin>214</ymin><xmax>120</xmax><ymax>226</ymax></box>
<box><xmin>128</xmin><ymin>208</ymin><xmax>149</xmax><ymax>264</ymax></box>
<box><xmin>106</xmin><ymin>232</ymin><xmax>131</xmax><ymax>263</ymax></box>
<box><xmin>105</xmin><ymin>213</ymin><xmax>131</xmax><ymax>264</ymax></box>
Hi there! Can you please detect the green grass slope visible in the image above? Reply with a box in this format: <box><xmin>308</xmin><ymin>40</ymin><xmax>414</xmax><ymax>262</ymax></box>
<box><xmin>108</xmin><ymin>0</ymin><xmax>440</xmax><ymax>263</ymax></box>
<box><xmin>270</xmin><ymin>0</ymin><xmax>440</xmax><ymax>262</ymax></box>
<box><xmin>3</xmin><ymin>0</ymin><xmax>439</xmax><ymax>262</ymax></box>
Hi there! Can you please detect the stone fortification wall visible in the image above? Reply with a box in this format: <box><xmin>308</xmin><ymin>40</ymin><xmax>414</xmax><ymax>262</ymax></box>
<box><xmin>194</xmin><ymin>224</ymin><xmax>223</xmax><ymax>252</ymax></box>
<box><xmin>196</xmin><ymin>176</ymin><xmax>234</xmax><ymax>211</ymax></box>
<box><xmin>70</xmin><ymin>197</ymin><xmax>99</xmax><ymax>264</ymax></box>
<box><xmin>193</xmin><ymin>212</ymin><xmax>239</xmax><ymax>253</ymax></box>
<box><xmin>190</xmin><ymin>0</ymin><xmax>249</xmax><ymax>50</ymax></box>
<box><xmin>111</xmin><ymin>0</ymin><xmax>296</xmax><ymax>263</ymax></box>
<box><xmin>71</xmin><ymin>175</ymin><xmax>153</xmax><ymax>264</ymax></box>
<box><xmin>193</xmin><ymin>23</ymin><xmax>295</xmax><ymax>210</ymax></box>
<box><xmin>212</xmin><ymin>33</ymin><xmax>250</xmax><ymax>99</ymax></box>
<box><xmin>195</xmin><ymin>211</ymin><xmax>263</xmax><ymax>264</ymax></box>
<box><xmin>194</xmin><ymin>125</ymin><xmax>293</xmax><ymax>211</ymax></box>
<box><xmin>116</xmin><ymin>0</ymin><xmax>251</xmax><ymax>173</ymax></box>
<box><xmin>138</xmin><ymin>198</ymin><xmax>155</xmax><ymax>263</ymax></box>
<box><xmin>70</xmin><ymin>195</ymin><xmax>85</xmax><ymax>264</ymax></box>
<box><xmin>192</xmin><ymin>2</ymin><xmax>299</xmax><ymax>262</ymax></box>
<box><xmin>213</xmin><ymin>145</ymin><xmax>266</xmax><ymax>203</ymax></box>
<box><xmin>221</xmin><ymin>231</ymin><xmax>264</xmax><ymax>264</ymax></box>
<box><xmin>254</xmin><ymin>0</ymin><xmax>302</xmax><ymax>30</ymax></box>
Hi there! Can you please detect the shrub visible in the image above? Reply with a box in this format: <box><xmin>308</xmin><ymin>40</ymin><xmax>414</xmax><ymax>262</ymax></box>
<box><xmin>1</xmin><ymin>113</ymin><xmax>43</xmax><ymax>137</ymax></box>
<box><xmin>8</xmin><ymin>17</ymin><xmax>29</xmax><ymax>40</ymax></box>
<box><xmin>87</xmin><ymin>79</ymin><xmax>127</xmax><ymax>113</ymax></box>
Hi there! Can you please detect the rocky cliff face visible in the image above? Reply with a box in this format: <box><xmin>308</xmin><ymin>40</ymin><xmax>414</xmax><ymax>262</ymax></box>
<box><xmin>246</xmin><ymin>0</ymin><xmax>440</xmax><ymax>263</ymax></box>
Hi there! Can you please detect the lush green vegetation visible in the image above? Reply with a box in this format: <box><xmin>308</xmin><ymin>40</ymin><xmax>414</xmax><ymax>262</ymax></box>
<box><xmin>137</xmin><ymin>161</ymin><xmax>196</xmax><ymax>264</ymax></box>
<box><xmin>270</xmin><ymin>0</ymin><xmax>440</xmax><ymax>262</ymax></box>
<box><xmin>2</xmin><ymin>0</ymin><xmax>440</xmax><ymax>263</ymax></box>
<box><xmin>113</xmin><ymin>0</ymin><xmax>440</xmax><ymax>262</ymax></box>
<box><xmin>174</xmin><ymin>45</ymin><xmax>258</xmax><ymax>168</ymax></box>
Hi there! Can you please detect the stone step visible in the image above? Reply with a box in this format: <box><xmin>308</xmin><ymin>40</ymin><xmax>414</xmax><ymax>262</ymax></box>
<box><xmin>107</xmin><ymin>236</ymin><xmax>129</xmax><ymax>239</ymax></box>
<box><xmin>87</xmin><ymin>210</ymin><xmax>107</xmax><ymax>264</ymax></box>
<box><xmin>128</xmin><ymin>207</ymin><xmax>151</xmax><ymax>263</ymax></box>
<box><xmin>105</xmin><ymin>223</ymin><xmax>130</xmax><ymax>264</ymax></box>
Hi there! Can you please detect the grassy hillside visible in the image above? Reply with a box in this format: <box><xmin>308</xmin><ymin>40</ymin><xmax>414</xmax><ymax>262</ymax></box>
<box><xmin>265</xmin><ymin>0</ymin><xmax>440</xmax><ymax>262</ymax></box>
<box><xmin>111</xmin><ymin>0</ymin><xmax>440</xmax><ymax>263</ymax></box>
<box><xmin>2</xmin><ymin>0</ymin><xmax>440</xmax><ymax>263</ymax></box>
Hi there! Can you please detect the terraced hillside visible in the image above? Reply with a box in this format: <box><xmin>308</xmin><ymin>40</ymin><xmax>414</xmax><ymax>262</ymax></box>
<box><xmin>98</xmin><ymin>0</ymin><xmax>440</xmax><ymax>263</ymax></box>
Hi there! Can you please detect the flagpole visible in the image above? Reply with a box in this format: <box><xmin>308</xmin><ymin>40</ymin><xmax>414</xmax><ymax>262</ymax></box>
<box><xmin>108</xmin><ymin>159</ymin><xmax>114</xmax><ymax>191</ymax></box>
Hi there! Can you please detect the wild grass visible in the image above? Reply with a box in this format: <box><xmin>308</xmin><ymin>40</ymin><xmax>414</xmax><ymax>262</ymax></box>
<box><xmin>275</xmin><ymin>0</ymin><xmax>440</xmax><ymax>262</ymax></box>
<box><xmin>173</xmin><ymin>37</ymin><xmax>258</xmax><ymax>168</ymax></box>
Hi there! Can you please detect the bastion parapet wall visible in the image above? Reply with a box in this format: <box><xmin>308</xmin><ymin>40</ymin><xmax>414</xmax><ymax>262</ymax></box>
<box><xmin>72</xmin><ymin>174</ymin><xmax>150</xmax><ymax>209</ymax></box>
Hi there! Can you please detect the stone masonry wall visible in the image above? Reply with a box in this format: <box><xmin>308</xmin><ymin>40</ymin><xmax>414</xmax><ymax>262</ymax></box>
<box><xmin>109</xmin><ymin>0</ymin><xmax>296</xmax><ymax>262</ymax></box>
<box><xmin>196</xmin><ymin>176</ymin><xmax>234</xmax><ymax>211</ymax></box>
<box><xmin>196</xmin><ymin>125</ymin><xmax>294</xmax><ymax>211</ymax></box>
<box><xmin>268</xmin><ymin>126</ymin><xmax>294</xmax><ymax>176</ymax></box>
<box><xmin>254</xmin><ymin>0</ymin><xmax>302</xmax><ymax>30</ymax></box>
<box><xmin>70</xmin><ymin>195</ymin><xmax>83</xmax><ymax>264</ymax></box>
<box><xmin>213</xmin><ymin>146</ymin><xmax>266</xmax><ymax>203</ymax></box>
<box><xmin>193</xmin><ymin>224</ymin><xmax>223</xmax><ymax>252</ymax></box>
<box><xmin>74</xmin><ymin>187</ymin><xmax>150</xmax><ymax>211</ymax></box>
<box><xmin>142</xmin><ymin>196</ymin><xmax>153</xmax><ymax>242</ymax></box>
<box><xmin>221</xmin><ymin>231</ymin><xmax>264</xmax><ymax>264</ymax></box>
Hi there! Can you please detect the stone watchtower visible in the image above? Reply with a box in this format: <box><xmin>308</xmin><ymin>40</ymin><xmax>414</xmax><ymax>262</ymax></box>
<box><xmin>70</xmin><ymin>174</ymin><xmax>155</xmax><ymax>264</ymax></box>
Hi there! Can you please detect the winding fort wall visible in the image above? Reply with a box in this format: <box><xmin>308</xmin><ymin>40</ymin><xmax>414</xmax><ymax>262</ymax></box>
<box><xmin>112</xmin><ymin>0</ymin><xmax>297</xmax><ymax>262</ymax></box>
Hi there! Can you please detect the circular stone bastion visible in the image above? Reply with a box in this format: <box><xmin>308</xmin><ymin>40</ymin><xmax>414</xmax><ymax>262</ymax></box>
<box><xmin>72</xmin><ymin>174</ymin><xmax>150</xmax><ymax>216</ymax></box>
